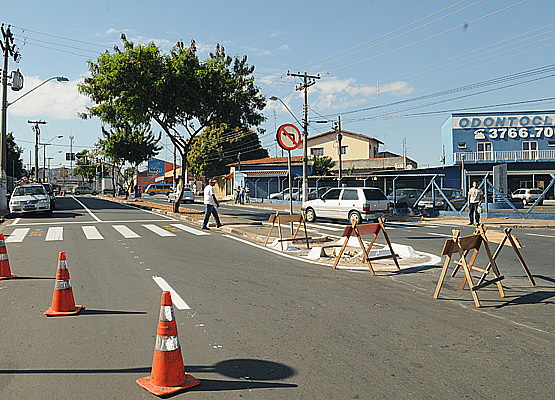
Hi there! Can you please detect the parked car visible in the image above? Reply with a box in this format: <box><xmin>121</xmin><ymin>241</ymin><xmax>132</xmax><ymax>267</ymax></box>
<box><xmin>307</xmin><ymin>187</ymin><xmax>331</xmax><ymax>200</ymax></box>
<box><xmin>269</xmin><ymin>188</ymin><xmax>300</xmax><ymax>201</ymax></box>
<box><xmin>302</xmin><ymin>187</ymin><xmax>388</xmax><ymax>224</ymax></box>
<box><xmin>387</xmin><ymin>188</ymin><xmax>424</xmax><ymax>209</ymax></box>
<box><xmin>511</xmin><ymin>188</ymin><xmax>544</xmax><ymax>206</ymax></box>
<box><xmin>417</xmin><ymin>188</ymin><xmax>465</xmax><ymax>210</ymax></box>
<box><xmin>72</xmin><ymin>186</ymin><xmax>98</xmax><ymax>195</ymax></box>
<box><xmin>40</xmin><ymin>182</ymin><xmax>56</xmax><ymax>210</ymax></box>
<box><xmin>9</xmin><ymin>184</ymin><xmax>52</xmax><ymax>215</ymax></box>
<box><xmin>167</xmin><ymin>188</ymin><xmax>196</xmax><ymax>203</ymax></box>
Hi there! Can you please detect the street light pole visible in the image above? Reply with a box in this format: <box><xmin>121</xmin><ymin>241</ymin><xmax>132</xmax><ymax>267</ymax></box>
<box><xmin>69</xmin><ymin>135</ymin><xmax>74</xmax><ymax>177</ymax></box>
<box><xmin>40</xmin><ymin>135</ymin><xmax>63</xmax><ymax>181</ymax></box>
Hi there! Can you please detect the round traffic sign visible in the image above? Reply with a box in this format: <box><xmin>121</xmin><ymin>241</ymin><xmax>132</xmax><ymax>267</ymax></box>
<box><xmin>276</xmin><ymin>124</ymin><xmax>302</xmax><ymax>151</ymax></box>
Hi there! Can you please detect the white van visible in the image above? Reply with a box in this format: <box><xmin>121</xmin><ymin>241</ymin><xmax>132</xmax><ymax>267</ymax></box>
<box><xmin>145</xmin><ymin>184</ymin><xmax>172</xmax><ymax>196</ymax></box>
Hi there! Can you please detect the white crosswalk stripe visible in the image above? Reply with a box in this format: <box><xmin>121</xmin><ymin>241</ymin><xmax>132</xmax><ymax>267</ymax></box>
<box><xmin>170</xmin><ymin>223</ymin><xmax>210</xmax><ymax>236</ymax></box>
<box><xmin>45</xmin><ymin>227</ymin><xmax>63</xmax><ymax>241</ymax></box>
<box><xmin>142</xmin><ymin>224</ymin><xmax>177</xmax><ymax>237</ymax></box>
<box><xmin>5</xmin><ymin>228</ymin><xmax>30</xmax><ymax>243</ymax></box>
<box><xmin>5</xmin><ymin>223</ymin><xmax>206</xmax><ymax>242</ymax></box>
<box><xmin>113</xmin><ymin>225</ymin><xmax>141</xmax><ymax>238</ymax></box>
<box><xmin>82</xmin><ymin>226</ymin><xmax>104</xmax><ymax>240</ymax></box>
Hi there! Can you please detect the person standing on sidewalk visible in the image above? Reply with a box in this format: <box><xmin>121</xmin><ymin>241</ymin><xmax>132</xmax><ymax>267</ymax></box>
<box><xmin>202</xmin><ymin>179</ymin><xmax>222</xmax><ymax>230</ymax></box>
<box><xmin>467</xmin><ymin>181</ymin><xmax>483</xmax><ymax>225</ymax></box>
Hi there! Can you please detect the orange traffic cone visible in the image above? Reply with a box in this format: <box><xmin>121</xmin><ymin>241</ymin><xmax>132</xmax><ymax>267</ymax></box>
<box><xmin>0</xmin><ymin>234</ymin><xmax>16</xmax><ymax>280</ymax></box>
<box><xmin>137</xmin><ymin>291</ymin><xmax>200</xmax><ymax>396</ymax></box>
<box><xmin>44</xmin><ymin>252</ymin><xmax>83</xmax><ymax>316</ymax></box>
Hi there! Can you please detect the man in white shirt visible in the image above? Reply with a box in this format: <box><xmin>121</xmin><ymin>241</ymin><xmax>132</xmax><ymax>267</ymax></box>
<box><xmin>467</xmin><ymin>181</ymin><xmax>483</xmax><ymax>225</ymax></box>
<box><xmin>202</xmin><ymin>179</ymin><xmax>222</xmax><ymax>230</ymax></box>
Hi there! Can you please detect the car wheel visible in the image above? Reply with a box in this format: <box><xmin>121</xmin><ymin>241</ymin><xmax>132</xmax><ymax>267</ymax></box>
<box><xmin>305</xmin><ymin>208</ymin><xmax>316</xmax><ymax>223</ymax></box>
<box><xmin>75</xmin><ymin>191</ymin><xmax>80</xmax><ymax>195</ymax></box>
<box><xmin>349</xmin><ymin>211</ymin><xmax>362</xmax><ymax>224</ymax></box>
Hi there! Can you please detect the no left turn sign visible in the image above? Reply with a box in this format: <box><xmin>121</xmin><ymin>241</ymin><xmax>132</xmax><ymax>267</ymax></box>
<box><xmin>276</xmin><ymin>124</ymin><xmax>302</xmax><ymax>151</ymax></box>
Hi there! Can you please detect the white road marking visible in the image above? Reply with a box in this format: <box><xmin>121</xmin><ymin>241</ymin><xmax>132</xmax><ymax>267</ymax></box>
<box><xmin>113</xmin><ymin>225</ymin><xmax>141</xmax><ymax>238</ymax></box>
<box><xmin>5</xmin><ymin>228</ymin><xmax>30</xmax><ymax>243</ymax></box>
<box><xmin>526</xmin><ymin>232</ymin><xmax>555</xmax><ymax>238</ymax></box>
<box><xmin>152</xmin><ymin>276</ymin><xmax>191</xmax><ymax>309</ymax></box>
<box><xmin>306</xmin><ymin>223</ymin><xmax>345</xmax><ymax>231</ymax></box>
<box><xmin>45</xmin><ymin>227</ymin><xmax>64</xmax><ymax>241</ymax></box>
<box><xmin>9</xmin><ymin>218</ymin><xmax>21</xmax><ymax>226</ymax></box>
<box><xmin>71</xmin><ymin>196</ymin><xmax>102</xmax><ymax>222</ymax></box>
<box><xmin>170</xmin><ymin>223</ymin><xmax>210</xmax><ymax>236</ymax></box>
<box><xmin>143</xmin><ymin>224</ymin><xmax>176</xmax><ymax>237</ymax></box>
<box><xmin>427</xmin><ymin>232</ymin><xmax>453</xmax><ymax>238</ymax></box>
<box><xmin>82</xmin><ymin>226</ymin><xmax>104</xmax><ymax>240</ymax></box>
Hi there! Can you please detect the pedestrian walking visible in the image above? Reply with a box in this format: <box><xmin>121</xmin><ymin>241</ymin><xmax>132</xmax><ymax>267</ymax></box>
<box><xmin>467</xmin><ymin>181</ymin><xmax>483</xmax><ymax>225</ymax></box>
<box><xmin>235</xmin><ymin>186</ymin><xmax>241</xmax><ymax>204</ymax></box>
<box><xmin>202</xmin><ymin>179</ymin><xmax>222</xmax><ymax>230</ymax></box>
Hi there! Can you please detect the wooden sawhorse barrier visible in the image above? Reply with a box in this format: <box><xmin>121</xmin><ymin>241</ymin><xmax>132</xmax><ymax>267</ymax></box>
<box><xmin>332</xmin><ymin>217</ymin><xmax>400</xmax><ymax>275</ymax></box>
<box><xmin>451</xmin><ymin>225</ymin><xmax>535</xmax><ymax>287</ymax></box>
<box><xmin>263</xmin><ymin>211</ymin><xmax>311</xmax><ymax>249</ymax></box>
<box><xmin>434</xmin><ymin>229</ymin><xmax>505</xmax><ymax>307</ymax></box>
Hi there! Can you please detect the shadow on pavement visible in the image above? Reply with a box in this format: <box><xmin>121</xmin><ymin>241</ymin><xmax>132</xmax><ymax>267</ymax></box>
<box><xmin>495</xmin><ymin>290</ymin><xmax>555</xmax><ymax>308</ymax></box>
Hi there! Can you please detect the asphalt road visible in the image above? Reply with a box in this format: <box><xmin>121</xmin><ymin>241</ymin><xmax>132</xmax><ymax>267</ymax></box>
<box><xmin>1</xmin><ymin>195</ymin><xmax>554</xmax><ymax>399</ymax></box>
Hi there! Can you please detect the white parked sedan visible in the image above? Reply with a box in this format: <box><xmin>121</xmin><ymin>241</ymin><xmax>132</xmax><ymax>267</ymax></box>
<box><xmin>9</xmin><ymin>184</ymin><xmax>52</xmax><ymax>215</ymax></box>
<box><xmin>167</xmin><ymin>189</ymin><xmax>196</xmax><ymax>203</ymax></box>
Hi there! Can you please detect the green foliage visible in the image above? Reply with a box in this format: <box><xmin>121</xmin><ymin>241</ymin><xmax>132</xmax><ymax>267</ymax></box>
<box><xmin>310</xmin><ymin>156</ymin><xmax>336</xmax><ymax>176</ymax></box>
<box><xmin>6</xmin><ymin>132</ymin><xmax>25</xmax><ymax>178</ymax></box>
<box><xmin>78</xmin><ymin>36</ymin><xmax>266</xmax><ymax>211</ymax></box>
<box><xmin>72</xmin><ymin>150</ymin><xmax>99</xmax><ymax>183</ymax></box>
<box><xmin>187</xmin><ymin>124</ymin><xmax>268</xmax><ymax>178</ymax></box>
<box><xmin>97</xmin><ymin>123</ymin><xmax>161</xmax><ymax>167</ymax></box>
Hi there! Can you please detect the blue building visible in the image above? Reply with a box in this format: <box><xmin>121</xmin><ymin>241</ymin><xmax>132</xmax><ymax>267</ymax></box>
<box><xmin>441</xmin><ymin>111</ymin><xmax>555</xmax><ymax>193</ymax></box>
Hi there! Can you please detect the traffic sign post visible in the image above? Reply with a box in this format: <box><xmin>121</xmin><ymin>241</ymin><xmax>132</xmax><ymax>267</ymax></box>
<box><xmin>276</xmin><ymin>124</ymin><xmax>301</xmax><ymax>234</ymax></box>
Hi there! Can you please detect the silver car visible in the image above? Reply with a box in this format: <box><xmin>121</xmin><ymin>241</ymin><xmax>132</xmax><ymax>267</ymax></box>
<box><xmin>167</xmin><ymin>189</ymin><xmax>196</xmax><ymax>203</ymax></box>
<box><xmin>9</xmin><ymin>184</ymin><xmax>52</xmax><ymax>215</ymax></box>
<box><xmin>302</xmin><ymin>187</ymin><xmax>388</xmax><ymax>224</ymax></box>
<box><xmin>72</xmin><ymin>186</ymin><xmax>98</xmax><ymax>195</ymax></box>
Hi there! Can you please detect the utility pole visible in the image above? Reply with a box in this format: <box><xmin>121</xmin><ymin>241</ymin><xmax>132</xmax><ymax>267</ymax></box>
<box><xmin>288</xmin><ymin>71</ymin><xmax>320</xmax><ymax>202</ymax></box>
<box><xmin>28</xmin><ymin>120</ymin><xmax>47</xmax><ymax>181</ymax></box>
<box><xmin>335</xmin><ymin>116</ymin><xmax>343</xmax><ymax>182</ymax></box>
<box><xmin>1</xmin><ymin>24</ymin><xmax>21</xmax><ymax>212</ymax></box>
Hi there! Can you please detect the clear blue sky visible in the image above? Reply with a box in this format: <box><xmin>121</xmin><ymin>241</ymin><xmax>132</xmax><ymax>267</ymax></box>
<box><xmin>3</xmin><ymin>0</ymin><xmax>555</xmax><ymax>170</ymax></box>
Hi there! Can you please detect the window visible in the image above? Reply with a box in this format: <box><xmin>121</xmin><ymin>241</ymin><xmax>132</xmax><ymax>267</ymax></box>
<box><xmin>363</xmin><ymin>188</ymin><xmax>387</xmax><ymax>200</ymax></box>
<box><xmin>548</xmin><ymin>140</ymin><xmax>555</xmax><ymax>147</ymax></box>
<box><xmin>522</xmin><ymin>141</ymin><xmax>538</xmax><ymax>159</ymax></box>
<box><xmin>322</xmin><ymin>188</ymin><xmax>341</xmax><ymax>200</ymax></box>
<box><xmin>457</xmin><ymin>142</ymin><xmax>467</xmax><ymax>149</ymax></box>
<box><xmin>340</xmin><ymin>146</ymin><xmax>348</xmax><ymax>155</ymax></box>
<box><xmin>341</xmin><ymin>189</ymin><xmax>358</xmax><ymax>200</ymax></box>
<box><xmin>311</xmin><ymin>148</ymin><xmax>324</xmax><ymax>156</ymax></box>
<box><xmin>477</xmin><ymin>142</ymin><xmax>492</xmax><ymax>160</ymax></box>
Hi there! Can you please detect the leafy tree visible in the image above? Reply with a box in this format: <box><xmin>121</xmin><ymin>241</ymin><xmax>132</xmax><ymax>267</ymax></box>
<box><xmin>72</xmin><ymin>150</ymin><xmax>99</xmax><ymax>184</ymax></box>
<box><xmin>78</xmin><ymin>36</ymin><xmax>266</xmax><ymax>212</ymax></box>
<box><xmin>310</xmin><ymin>156</ymin><xmax>336</xmax><ymax>176</ymax></box>
<box><xmin>187</xmin><ymin>124</ymin><xmax>268</xmax><ymax>179</ymax></box>
<box><xmin>6</xmin><ymin>132</ymin><xmax>25</xmax><ymax>178</ymax></box>
<box><xmin>97</xmin><ymin>123</ymin><xmax>161</xmax><ymax>196</ymax></box>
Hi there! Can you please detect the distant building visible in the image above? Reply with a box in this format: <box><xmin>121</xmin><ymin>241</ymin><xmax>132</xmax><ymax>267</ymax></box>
<box><xmin>307</xmin><ymin>129</ymin><xmax>417</xmax><ymax>173</ymax></box>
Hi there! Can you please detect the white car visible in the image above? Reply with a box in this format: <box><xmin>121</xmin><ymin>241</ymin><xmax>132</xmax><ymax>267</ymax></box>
<box><xmin>167</xmin><ymin>189</ymin><xmax>196</xmax><ymax>203</ymax></box>
<box><xmin>9</xmin><ymin>184</ymin><xmax>52</xmax><ymax>215</ymax></box>
<box><xmin>269</xmin><ymin>188</ymin><xmax>300</xmax><ymax>200</ymax></box>
<box><xmin>301</xmin><ymin>187</ymin><xmax>388</xmax><ymax>224</ymax></box>
<box><xmin>511</xmin><ymin>188</ymin><xmax>544</xmax><ymax>206</ymax></box>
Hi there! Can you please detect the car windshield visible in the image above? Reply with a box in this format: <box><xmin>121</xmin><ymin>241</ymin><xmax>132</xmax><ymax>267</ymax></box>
<box><xmin>394</xmin><ymin>189</ymin><xmax>419</xmax><ymax>197</ymax></box>
<box><xmin>13</xmin><ymin>186</ymin><xmax>46</xmax><ymax>196</ymax></box>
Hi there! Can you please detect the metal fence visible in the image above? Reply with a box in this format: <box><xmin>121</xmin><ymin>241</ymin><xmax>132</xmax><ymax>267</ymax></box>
<box><xmin>246</xmin><ymin>172</ymin><xmax>555</xmax><ymax>219</ymax></box>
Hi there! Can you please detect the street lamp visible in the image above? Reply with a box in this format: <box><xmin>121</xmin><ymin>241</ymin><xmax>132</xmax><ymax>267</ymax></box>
<box><xmin>0</xmin><ymin>75</ymin><xmax>68</xmax><ymax>211</ymax></box>
<box><xmin>47</xmin><ymin>150</ymin><xmax>62</xmax><ymax>182</ymax></box>
<box><xmin>40</xmin><ymin>135</ymin><xmax>63</xmax><ymax>181</ymax></box>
